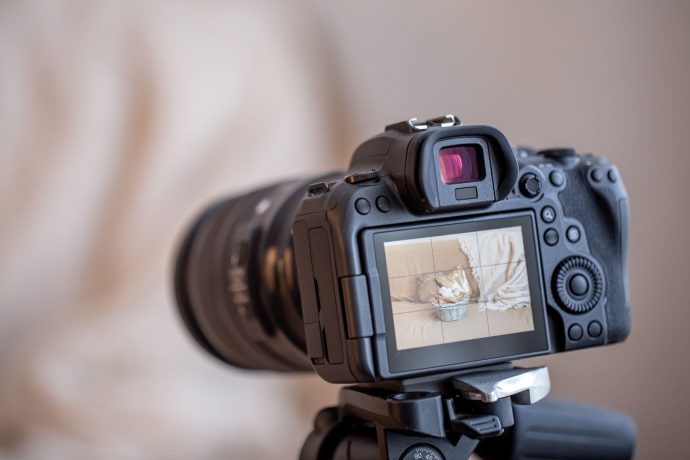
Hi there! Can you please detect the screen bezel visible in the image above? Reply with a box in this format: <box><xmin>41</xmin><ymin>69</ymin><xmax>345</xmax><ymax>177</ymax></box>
<box><xmin>368</xmin><ymin>213</ymin><xmax>549</xmax><ymax>375</ymax></box>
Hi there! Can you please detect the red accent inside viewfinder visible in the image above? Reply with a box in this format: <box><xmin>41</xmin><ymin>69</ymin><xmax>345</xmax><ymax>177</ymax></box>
<box><xmin>438</xmin><ymin>145</ymin><xmax>483</xmax><ymax>184</ymax></box>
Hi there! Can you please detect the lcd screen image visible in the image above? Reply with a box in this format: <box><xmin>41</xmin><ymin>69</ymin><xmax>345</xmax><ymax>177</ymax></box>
<box><xmin>383</xmin><ymin>226</ymin><xmax>535</xmax><ymax>351</ymax></box>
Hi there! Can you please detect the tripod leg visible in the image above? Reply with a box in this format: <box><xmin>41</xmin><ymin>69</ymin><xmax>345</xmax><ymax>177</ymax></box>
<box><xmin>475</xmin><ymin>399</ymin><xmax>636</xmax><ymax>460</ymax></box>
<box><xmin>332</xmin><ymin>426</ymin><xmax>379</xmax><ymax>460</ymax></box>
<box><xmin>300</xmin><ymin>407</ymin><xmax>379</xmax><ymax>460</ymax></box>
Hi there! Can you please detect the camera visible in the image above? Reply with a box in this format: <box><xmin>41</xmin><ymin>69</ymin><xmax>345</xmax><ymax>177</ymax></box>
<box><xmin>174</xmin><ymin>114</ymin><xmax>630</xmax><ymax>384</ymax></box>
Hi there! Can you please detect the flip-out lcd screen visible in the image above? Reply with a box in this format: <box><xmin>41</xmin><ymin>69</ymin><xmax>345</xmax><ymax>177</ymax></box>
<box><xmin>373</xmin><ymin>214</ymin><xmax>549</xmax><ymax>373</ymax></box>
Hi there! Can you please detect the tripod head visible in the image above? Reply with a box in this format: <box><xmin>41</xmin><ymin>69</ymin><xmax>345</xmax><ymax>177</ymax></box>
<box><xmin>301</xmin><ymin>365</ymin><xmax>635</xmax><ymax>460</ymax></box>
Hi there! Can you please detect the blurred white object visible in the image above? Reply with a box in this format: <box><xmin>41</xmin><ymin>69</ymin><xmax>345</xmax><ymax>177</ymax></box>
<box><xmin>0</xmin><ymin>2</ymin><xmax>336</xmax><ymax>459</ymax></box>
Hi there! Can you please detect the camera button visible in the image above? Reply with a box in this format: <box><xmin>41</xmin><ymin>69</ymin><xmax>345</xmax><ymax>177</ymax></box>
<box><xmin>541</xmin><ymin>206</ymin><xmax>556</xmax><ymax>223</ymax></box>
<box><xmin>549</xmin><ymin>170</ymin><xmax>565</xmax><ymax>187</ymax></box>
<box><xmin>590</xmin><ymin>169</ymin><xmax>604</xmax><ymax>182</ymax></box>
<box><xmin>544</xmin><ymin>228</ymin><xmax>559</xmax><ymax>246</ymax></box>
<box><xmin>354</xmin><ymin>198</ymin><xmax>371</xmax><ymax>215</ymax></box>
<box><xmin>375</xmin><ymin>196</ymin><xmax>391</xmax><ymax>213</ymax></box>
<box><xmin>588</xmin><ymin>321</ymin><xmax>603</xmax><ymax>338</ymax></box>
<box><xmin>566</xmin><ymin>226</ymin><xmax>581</xmax><ymax>243</ymax></box>
<box><xmin>569</xmin><ymin>274</ymin><xmax>589</xmax><ymax>297</ymax></box>
<box><xmin>568</xmin><ymin>324</ymin><xmax>584</xmax><ymax>341</ymax></box>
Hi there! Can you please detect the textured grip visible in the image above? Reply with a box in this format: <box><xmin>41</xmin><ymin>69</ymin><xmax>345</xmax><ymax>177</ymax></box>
<box><xmin>558</xmin><ymin>162</ymin><xmax>631</xmax><ymax>343</ymax></box>
<box><xmin>477</xmin><ymin>399</ymin><xmax>636</xmax><ymax>460</ymax></box>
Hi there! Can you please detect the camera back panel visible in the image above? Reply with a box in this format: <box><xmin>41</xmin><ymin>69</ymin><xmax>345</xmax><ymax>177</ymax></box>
<box><xmin>293</xmin><ymin>124</ymin><xmax>630</xmax><ymax>383</ymax></box>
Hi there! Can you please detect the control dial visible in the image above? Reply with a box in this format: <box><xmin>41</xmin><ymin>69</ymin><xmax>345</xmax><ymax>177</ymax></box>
<box><xmin>553</xmin><ymin>256</ymin><xmax>604</xmax><ymax>314</ymax></box>
<box><xmin>519</xmin><ymin>173</ymin><xmax>542</xmax><ymax>198</ymax></box>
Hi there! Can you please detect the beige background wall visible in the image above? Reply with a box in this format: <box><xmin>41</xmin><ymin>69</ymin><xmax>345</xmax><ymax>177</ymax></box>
<box><xmin>307</xmin><ymin>1</ymin><xmax>690</xmax><ymax>458</ymax></box>
<box><xmin>0</xmin><ymin>1</ymin><xmax>688</xmax><ymax>459</ymax></box>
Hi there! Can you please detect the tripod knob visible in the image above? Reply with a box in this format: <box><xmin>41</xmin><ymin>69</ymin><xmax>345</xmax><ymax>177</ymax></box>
<box><xmin>400</xmin><ymin>445</ymin><xmax>444</xmax><ymax>460</ymax></box>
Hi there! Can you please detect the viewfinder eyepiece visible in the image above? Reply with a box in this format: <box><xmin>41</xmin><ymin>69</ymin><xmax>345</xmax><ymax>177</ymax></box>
<box><xmin>438</xmin><ymin>145</ymin><xmax>485</xmax><ymax>184</ymax></box>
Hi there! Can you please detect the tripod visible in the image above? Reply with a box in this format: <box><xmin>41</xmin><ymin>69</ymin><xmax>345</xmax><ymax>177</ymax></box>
<box><xmin>300</xmin><ymin>364</ymin><xmax>636</xmax><ymax>460</ymax></box>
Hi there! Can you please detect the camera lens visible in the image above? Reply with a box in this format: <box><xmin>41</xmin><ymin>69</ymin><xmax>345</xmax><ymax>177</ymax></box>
<box><xmin>174</xmin><ymin>179</ymin><xmax>322</xmax><ymax>372</ymax></box>
<box><xmin>438</xmin><ymin>145</ymin><xmax>484</xmax><ymax>184</ymax></box>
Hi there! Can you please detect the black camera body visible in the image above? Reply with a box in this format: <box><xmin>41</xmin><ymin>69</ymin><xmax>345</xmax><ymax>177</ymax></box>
<box><xmin>292</xmin><ymin>116</ymin><xmax>630</xmax><ymax>383</ymax></box>
<box><xmin>173</xmin><ymin>114</ymin><xmax>635</xmax><ymax>459</ymax></box>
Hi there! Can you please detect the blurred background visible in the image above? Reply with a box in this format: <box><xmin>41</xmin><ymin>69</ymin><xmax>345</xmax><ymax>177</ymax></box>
<box><xmin>0</xmin><ymin>1</ymin><xmax>688</xmax><ymax>459</ymax></box>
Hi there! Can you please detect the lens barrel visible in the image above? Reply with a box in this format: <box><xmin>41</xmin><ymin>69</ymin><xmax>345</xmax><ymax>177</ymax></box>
<box><xmin>174</xmin><ymin>179</ymin><xmax>318</xmax><ymax>372</ymax></box>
